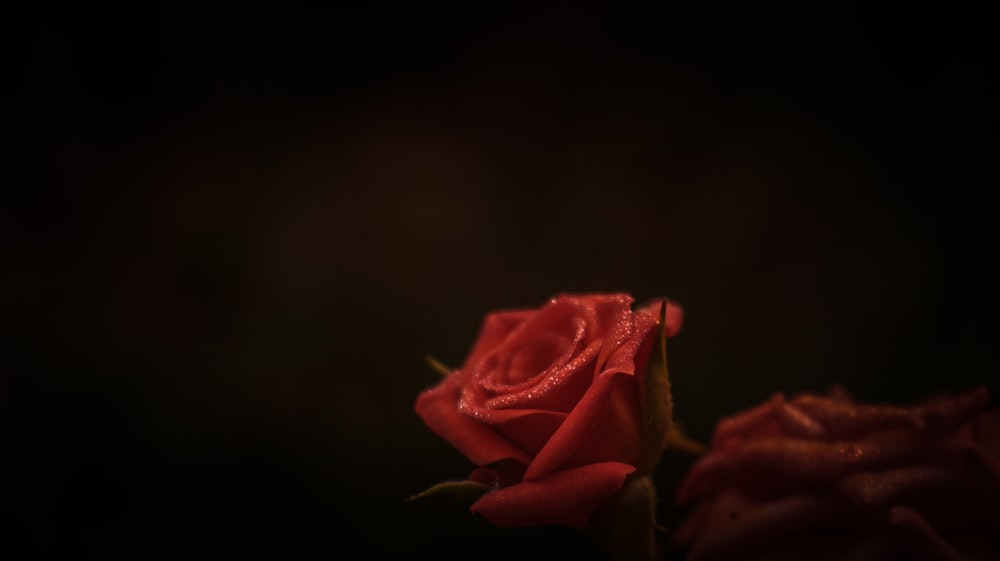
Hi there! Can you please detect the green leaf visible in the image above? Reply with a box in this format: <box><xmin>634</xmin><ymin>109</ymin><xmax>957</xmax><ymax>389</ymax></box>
<box><xmin>425</xmin><ymin>355</ymin><xmax>452</xmax><ymax>377</ymax></box>
<box><xmin>406</xmin><ymin>480</ymin><xmax>492</xmax><ymax>503</ymax></box>
<box><xmin>637</xmin><ymin>299</ymin><xmax>673</xmax><ymax>476</ymax></box>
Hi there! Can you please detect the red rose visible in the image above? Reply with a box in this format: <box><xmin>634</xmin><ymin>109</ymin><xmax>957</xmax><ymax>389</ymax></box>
<box><xmin>673</xmin><ymin>386</ymin><xmax>1000</xmax><ymax>561</ymax></box>
<box><xmin>415</xmin><ymin>293</ymin><xmax>683</xmax><ymax>529</ymax></box>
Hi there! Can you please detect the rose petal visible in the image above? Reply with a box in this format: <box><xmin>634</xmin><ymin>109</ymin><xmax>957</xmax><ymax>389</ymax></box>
<box><xmin>524</xmin><ymin>368</ymin><xmax>637</xmax><ymax>481</ymax></box>
<box><xmin>605</xmin><ymin>306</ymin><xmax>657</xmax><ymax>376</ymax></box>
<box><xmin>791</xmin><ymin>386</ymin><xmax>990</xmax><ymax>440</ymax></box>
<box><xmin>591</xmin><ymin>294</ymin><xmax>638</xmax><ymax>370</ymax></box>
<box><xmin>711</xmin><ymin>393</ymin><xmax>787</xmax><ymax>452</ymax></box>
<box><xmin>917</xmin><ymin>386</ymin><xmax>991</xmax><ymax>434</ymax></box>
<box><xmin>493</xmin><ymin>410</ymin><xmax>567</xmax><ymax>456</ymax></box>
<box><xmin>682</xmin><ymin>489</ymin><xmax>850</xmax><ymax>561</ymax></box>
<box><xmin>678</xmin><ymin>430</ymin><xmax>922</xmax><ymax>504</ymax></box>
<box><xmin>672</xmin><ymin>500</ymin><xmax>711</xmax><ymax>547</ymax></box>
<box><xmin>469</xmin><ymin>461</ymin><xmax>636</xmax><ymax>528</ymax></box>
<box><xmin>490</xmin><ymin>299</ymin><xmax>582</xmax><ymax>375</ymax></box>
<box><xmin>775</xmin><ymin>400</ymin><xmax>827</xmax><ymax>439</ymax></box>
<box><xmin>415</xmin><ymin>374</ymin><xmax>531</xmax><ymax>466</ymax></box>
<box><xmin>462</xmin><ymin>309</ymin><xmax>536</xmax><ymax>369</ymax></box>
<box><xmin>475</xmin><ymin>337</ymin><xmax>599</xmax><ymax>413</ymax></box>
<box><xmin>887</xmin><ymin>506</ymin><xmax>967</xmax><ymax>561</ymax></box>
<box><xmin>502</xmin><ymin>331</ymin><xmax>574</xmax><ymax>385</ymax></box>
<box><xmin>839</xmin><ymin>466</ymin><xmax>966</xmax><ymax>511</ymax></box>
<box><xmin>972</xmin><ymin>408</ymin><xmax>1000</xmax><ymax>457</ymax></box>
<box><xmin>564</xmin><ymin>373</ymin><xmax>644</xmax><ymax>469</ymax></box>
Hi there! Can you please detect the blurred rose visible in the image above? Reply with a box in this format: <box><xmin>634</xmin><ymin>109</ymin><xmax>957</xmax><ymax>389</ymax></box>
<box><xmin>673</xmin><ymin>386</ymin><xmax>1000</xmax><ymax>561</ymax></box>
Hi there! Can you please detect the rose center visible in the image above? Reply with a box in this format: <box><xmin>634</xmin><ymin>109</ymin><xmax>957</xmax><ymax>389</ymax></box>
<box><xmin>504</xmin><ymin>333</ymin><xmax>571</xmax><ymax>384</ymax></box>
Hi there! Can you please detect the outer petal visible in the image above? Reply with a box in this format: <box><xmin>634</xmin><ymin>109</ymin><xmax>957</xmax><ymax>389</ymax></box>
<box><xmin>791</xmin><ymin>386</ymin><xmax>990</xmax><ymax>439</ymax></box>
<box><xmin>415</xmin><ymin>374</ymin><xmax>531</xmax><ymax>466</ymax></box>
<box><xmin>524</xmin><ymin>369</ymin><xmax>632</xmax><ymax>481</ymax></box>
<box><xmin>889</xmin><ymin>506</ymin><xmax>970</xmax><ymax>561</ymax></box>
<box><xmin>678</xmin><ymin>490</ymin><xmax>851</xmax><ymax>561</ymax></box>
<box><xmin>469</xmin><ymin>461</ymin><xmax>637</xmax><ymax>528</ymax></box>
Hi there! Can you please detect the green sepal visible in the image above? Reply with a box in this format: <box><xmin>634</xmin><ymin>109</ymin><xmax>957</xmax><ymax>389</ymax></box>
<box><xmin>637</xmin><ymin>299</ymin><xmax>674</xmax><ymax>476</ymax></box>
<box><xmin>588</xmin><ymin>475</ymin><xmax>661</xmax><ymax>561</ymax></box>
<box><xmin>406</xmin><ymin>480</ymin><xmax>492</xmax><ymax>503</ymax></box>
<box><xmin>425</xmin><ymin>355</ymin><xmax>452</xmax><ymax>377</ymax></box>
<box><xmin>665</xmin><ymin>424</ymin><xmax>708</xmax><ymax>456</ymax></box>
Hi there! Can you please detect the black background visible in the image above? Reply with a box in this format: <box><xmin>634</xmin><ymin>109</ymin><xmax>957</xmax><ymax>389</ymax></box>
<box><xmin>6</xmin><ymin>2</ymin><xmax>997</xmax><ymax>560</ymax></box>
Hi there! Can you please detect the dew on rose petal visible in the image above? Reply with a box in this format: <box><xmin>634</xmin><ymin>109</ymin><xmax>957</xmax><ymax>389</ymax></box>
<box><xmin>459</xmin><ymin>395</ymin><xmax>496</xmax><ymax>423</ymax></box>
<box><xmin>483</xmin><ymin>347</ymin><xmax>584</xmax><ymax>408</ymax></box>
<box><xmin>836</xmin><ymin>442</ymin><xmax>865</xmax><ymax>461</ymax></box>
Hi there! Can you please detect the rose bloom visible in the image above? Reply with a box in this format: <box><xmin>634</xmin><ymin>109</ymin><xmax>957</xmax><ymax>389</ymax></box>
<box><xmin>673</xmin><ymin>385</ymin><xmax>1000</xmax><ymax>561</ymax></box>
<box><xmin>415</xmin><ymin>293</ymin><xmax>683</xmax><ymax>528</ymax></box>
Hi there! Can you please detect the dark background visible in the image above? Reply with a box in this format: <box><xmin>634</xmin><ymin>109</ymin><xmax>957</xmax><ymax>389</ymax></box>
<box><xmin>6</xmin><ymin>2</ymin><xmax>997</xmax><ymax>560</ymax></box>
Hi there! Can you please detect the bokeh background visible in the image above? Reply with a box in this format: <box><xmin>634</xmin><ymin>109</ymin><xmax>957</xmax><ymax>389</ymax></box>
<box><xmin>7</xmin><ymin>3</ymin><xmax>997</xmax><ymax>560</ymax></box>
